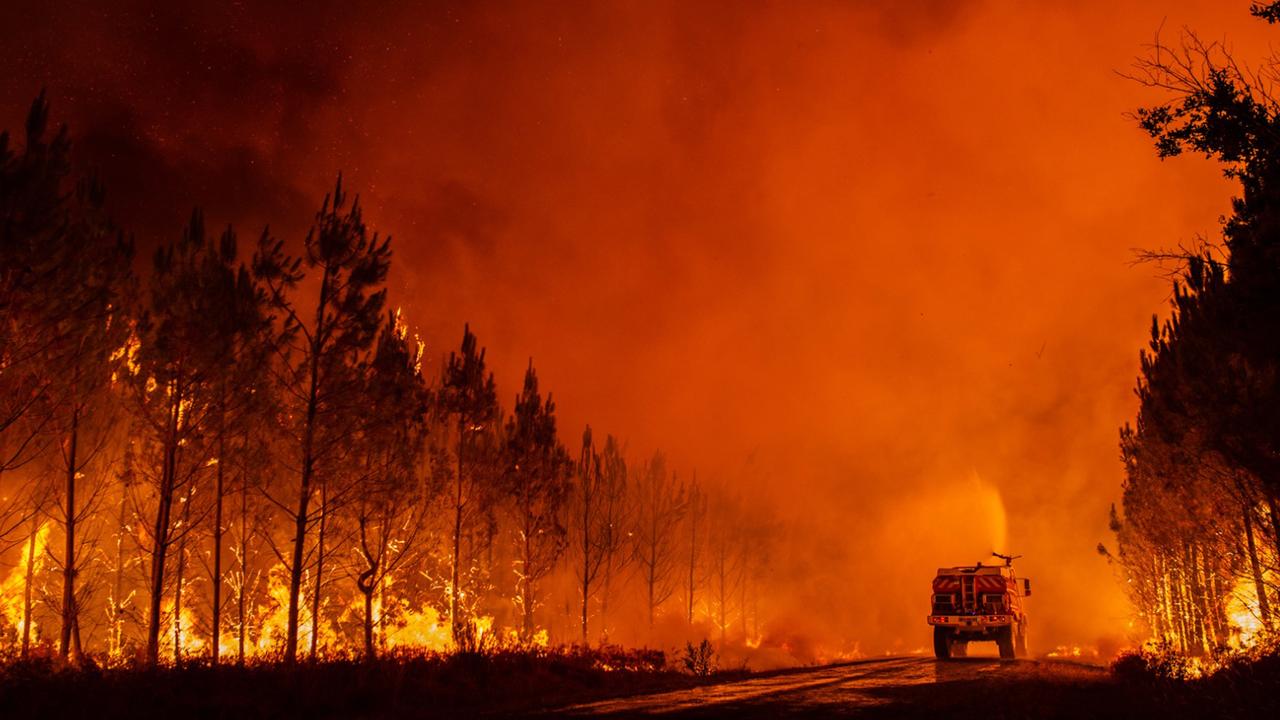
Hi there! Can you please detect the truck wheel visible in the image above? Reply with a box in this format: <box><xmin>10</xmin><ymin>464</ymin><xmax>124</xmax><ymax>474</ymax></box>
<box><xmin>933</xmin><ymin>627</ymin><xmax>952</xmax><ymax>660</ymax></box>
<box><xmin>1015</xmin><ymin>620</ymin><xmax>1029</xmax><ymax>658</ymax></box>
<box><xmin>950</xmin><ymin>639</ymin><xmax>968</xmax><ymax>657</ymax></box>
<box><xmin>997</xmin><ymin>627</ymin><xmax>1016</xmax><ymax>660</ymax></box>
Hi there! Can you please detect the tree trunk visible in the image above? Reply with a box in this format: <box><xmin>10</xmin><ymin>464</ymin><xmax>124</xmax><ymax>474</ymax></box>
<box><xmin>146</xmin><ymin>382</ymin><xmax>181</xmax><ymax>665</ymax></box>
<box><xmin>450</xmin><ymin>425</ymin><xmax>464</xmax><ymax>640</ymax></box>
<box><xmin>687</xmin><ymin>513</ymin><xmax>696</xmax><ymax>626</ymax></box>
<box><xmin>1242</xmin><ymin>502</ymin><xmax>1273</xmax><ymax>630</ymax></box>
<box><xmin>647</xmin><ymin>549</ymin><xmax>656</xmax><ymax>632</ymax></box>
<box><xmin>59</xmin><ymin>401</ymin><xmax>79</xmax><ymax>660</ymax></box>
<box><xmin>363</xmin><ymin>587</ymin><xmax>376</xmax><ymax>660</ymax></box>
<box><xmin>600</xmin><ymin>555</ymin><xmax>612</xmax><ymax>643</ymax></box>
<box><xmin>285</xmin><ymin>424</ymin><xmax>314</xmax><ymax>664</ymax></box>
<box><xmin>309</xmin><ymin>479</ymin><xmax>328</xmax><ymax>658</ymax></box>
<box><xmin>21</xmin><ymin>512</ymin><xmax>39</xmax><ymax>658</ymax></box>
<box><xmin>237</xmin><ymin>445</ymin><xmax>249</xmax><ymax>665</ymax></box>
<box><xmin>286</xmin><ymin>271</ymin><xmax>328</xmax><ymax>665</ymax></box>
<box><xmin>581</xmin><ymin>485</ymin><xmax>590</xmax><ymax>643</ymax></box>
<box><xmin>173</xmin><ymin>485</ymin><xmax>193</xmax><ymax>665</ymax></box>
<box><xmin>110</xmin><ymin>482</ymin><xmax>128</xmax><ymax>659</ymax></box>
<box><xmin>211</xmin><ymin>413</ymin><xmax>225</xmax><ymax>664</ymax></box>
<box><xmin>1267</xmin><ymin>493</ymin><xmax>1280</xmax><ymax>583</ymax></box>
<box><xmin>522</xmin><ymin>509</ymin><xmax>534</xmax><ymax>640</ymax></box>
<box><xmin>717</xmin><ymin>551</ymin><xmax>727</xmax><ymax>651</ymax></box>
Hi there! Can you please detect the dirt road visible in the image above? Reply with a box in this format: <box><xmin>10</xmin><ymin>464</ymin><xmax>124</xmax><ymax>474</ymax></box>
<box><xmin>557</xmin><ymin>656</ymin><xmax>1126</xmax><ymax>718</ymax></box>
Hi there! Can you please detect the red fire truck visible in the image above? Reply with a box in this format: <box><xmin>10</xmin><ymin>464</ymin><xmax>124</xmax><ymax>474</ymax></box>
<box><xmin>927</xmin><ymin>553</ymin><xmax>1030</xmax><ymax>660</ymax></box>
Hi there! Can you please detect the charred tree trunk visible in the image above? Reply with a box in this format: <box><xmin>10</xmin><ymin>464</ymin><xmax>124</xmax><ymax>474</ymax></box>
<box><xmin>59</xmin><ymin>399</ymin><xmax>79</xmax><ymax>660</ymax></box>
<box><xmin>1172</xmin><ymin>557</ymin><xmax>1188</xmax><ymax>654</ymax></box>
<box><xmin>357</xmin><ymin>515</ymin><xmax>377</xmax><ymax>660</ymax></box>
<box><xmin>686</xmin><ymin>509</ymin><xmax>697</xmax><ymax>626</ymax></box>
<box><xmin>600</xmin><ymin>555</ymin><xmax>613</xmax><ymax>643</ymax></box>
<box><xmin>450</xmin><ymin>427</ymin><xmax>464</xmax><ymax>640</ymax></box>
<box><xmin>210</xmin><ymin>411</ymin><xmax>226</xmax><ymax>664</ymax></box>
<box><xmin>237</xmin><ymin>426</ymin><xmax>250</xmax><ymax>665</ymax></box>
<box><xmin>1150</xmin><ymin>555</ymin><xmax>1166</xmax><ymax>643</ymax></box>
<box><xmin>521</xmin><ymin>505</ymin><xmax>535</xmax><ymax>641</ymax></box>
<box><xmin>362</xmin><ymin>584</ymin><xmax>376</xmax><ymax>659</ymax></box>
<box><xmin>21</xmin><ymin>512</ymin><xmax>39</xmax><ymax>658</ymax></box>
<box><xmin>110</xmin><ymin>481</ymin><xmax>128</xmax><ymax>659</ymax></box>
<box><xmin>580</xmin><ymin>487</ymin><xmax>591</xmax><ymax>643</ymax></box>
<box><xmin>646</xmin><ymin>544</ymin><xmax>657</xmax><ymax>632</ymax></box>
<box><xmin>286</xmin><ymin>271</ymin><xmax>329</xmax><ymax>665</ymax></box>
<box><xmin>173</xmin><ymin>485</ymin><xmax>193</xmax><ymax>665</ymax></box>
<box><xmin>1243</xmin><ymin>501</ymin><xmax>1272</xmax><ymax>630</ymax></box>
<box><xmin>146</xmin><ymin>380</ymin><xmax>182</xmax><ymax>665</ymax></box>
<box><xmin>310</xmin><ymin>478</ymin><xmax>329</xmax><ymax>659</ymax></box>
<box><xmin>1267</xmin><ymin>493</ymin><xmax>1280</xmax><ymax>585</ymax></box>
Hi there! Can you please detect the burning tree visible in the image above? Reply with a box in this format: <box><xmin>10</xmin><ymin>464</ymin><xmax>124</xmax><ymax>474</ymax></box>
<box><xmin>254</xmin><ymin>177</ymin><xmax>392</xmax><ymax>663</ymax></box>
<box><xmin>438</xmin><ymin>324</ymin><xmax>500</xmax><ymax>640</ymax></box>
<box><xmin>0</xmin><ymin>94</ymin><xmax>786</xmax><ymax>666</ymax></box>
<box><xmin>569</xmin><ymin>426</ymin><xmax>604</xmax><ymax>642</ymax></box>
<box><xmin>631</xmin><ymin>451</ymin><xmax>686</xmax><ymax>633</ymax></box>
<box><xmin>125</xmin><ymin>212</ymin><xmax>259</xmax><ymax>665</ymax></box>
<box><xmin>594</xmin><ymin>434</ymin><xmax>631</xmax><ymax>642</ymax></box>
<box><xmin>350</xmin><ymin>312</ymin><xmax>431</xmax><ymax>658</ymax></box>
<box><xmin>1110</xmin><ymin>3</ymin><xmax>1280</xmax><ymax>653</ymax></box>
<box><xmin>502</xmin><ymin>361</ymin><xmax>571</xmax><ymax>641</ymax></box>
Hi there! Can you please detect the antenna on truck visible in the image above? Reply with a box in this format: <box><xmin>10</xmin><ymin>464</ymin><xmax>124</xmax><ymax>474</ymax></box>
<box><xmin>991</xmin><ymin>551</ymin><xmax>1021</xmax><ymax>567</ymax></box>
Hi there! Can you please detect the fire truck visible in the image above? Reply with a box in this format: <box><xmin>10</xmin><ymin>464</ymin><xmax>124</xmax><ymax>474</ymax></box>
<box><xmin>927</xmin><ymin>553</ymin><xmax>1031</xmax><ymax>660</ymax></box>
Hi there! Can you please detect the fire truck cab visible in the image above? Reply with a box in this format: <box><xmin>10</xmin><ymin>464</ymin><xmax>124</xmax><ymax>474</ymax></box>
<box><xmin>927</xmin><ymin>555</ymin><xmax>1030</xmax><ymax>660</ymax></box>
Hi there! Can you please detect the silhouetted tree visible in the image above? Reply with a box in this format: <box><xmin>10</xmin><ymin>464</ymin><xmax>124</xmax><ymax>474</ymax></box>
<box><xmin>1113</xmin><ymin>4</ymin><xmax>1280</xmax><ymax>650</ymax></box>
<box><xmin>254</xmin><ymin>177</ymin><xmax>391</xmax><ymax>663</ymax></box>
<box><xmin>684</xmin><ymin>475</ymin><xmax>706</xmax><ymax>627</ymax></box>
<box><xmin>352</xmin><ymin>312</ymin><xmax>430</xmax><ymax>658</ymax></box>
<box><xmin>438</xmin><ymin>324</ymin><xmax>499</xmax><ymax>639</ymax></box>
<box><xmin>631</xmin><ymin>452</ymin><xmax>685</xmax><ymax>632</ymax></box>
<box><xmin>503</xmin><ymin>362</ymin><xmax>571</xmax><ymax>640</ymax></box>
<box><xmin>570</xmin><ymin>426</ymin><xmax>606</xmax><ymax>642</ymax></box>
<box><xmin>126</xmin><ymin>212</ymin><xmax>242</xmax><ymax>664</ymax></box>
<box><xmin>595</xmin><ymin>434</ymin><xmax>631</xmax><ymax>641</ymax></box>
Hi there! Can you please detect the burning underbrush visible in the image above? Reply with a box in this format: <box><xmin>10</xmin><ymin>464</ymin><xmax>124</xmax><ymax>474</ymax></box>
<box><xmin>1111</xmin><ymin>634</ymin><xmax>1280</xmax><ymax>682</ymax></box>
<box><xmin>1105</xmin><ymin>636</ymin><xmax>1280</xmax><ymax>717</ymax></box>
<box><xmin>0</xmin><ymin>643</ymin><xmax>734</xmax><ymax>718</ymax></box>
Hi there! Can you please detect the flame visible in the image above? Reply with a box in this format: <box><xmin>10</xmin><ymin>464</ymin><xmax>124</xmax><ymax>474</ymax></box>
<box><xmin>371</xmin><ymin>575</ymin><xmax>453</xmax><ymax>652</ymax></box>
<box><xmin>109</xmin><ymin>331</ymin><xmax>141</xmax><ymax>383</ymax></box>
<box><xmin>0</xmin><ymin>523</ymin><xmax>49</xmax><ymax>645</ymax></box>
<box><xmin>252</xmin><ymin>564</ymin><xmax>338</xmax><ymax>659</ymax></box>
<box><xmin>1226</xmin><ymin>578</ymin><xmax>1264</xmax><ymax>649</ymax></box>
<box><xmin>160</xmin><ymin>598</ymin><xmax>207</xmax><ymax>662</ymax></box>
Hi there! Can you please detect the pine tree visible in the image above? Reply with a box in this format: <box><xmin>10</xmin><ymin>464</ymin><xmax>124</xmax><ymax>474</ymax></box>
<box><xmin>254</xmin><ymin>177</ymin><xmax>391</xmax><ymax>663</ymax></box>
<box><xmin>353</xmin><ymin>312</ymin><xmax>430</xmax><ymax>658</ymax></box>
<box><xmin>438</xmin><ymin>324</ymin><xmax>499</xmax><ymax>640</ymax></box>
<box><xmin>503</xmin><ymin>361</ymin><xmax>571</xmax><ymax>641</ymax></box>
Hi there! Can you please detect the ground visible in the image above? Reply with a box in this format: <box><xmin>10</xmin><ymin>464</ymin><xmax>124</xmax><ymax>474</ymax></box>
<box><xmin>1</xmin><ymin>653</ymin><xmax>1273</xmax><ymax>718</ymax></box>
<box><xmin>559</xmin><ymin>656</ymin><xmax>1273</xmax><ymax>719</ymax></box>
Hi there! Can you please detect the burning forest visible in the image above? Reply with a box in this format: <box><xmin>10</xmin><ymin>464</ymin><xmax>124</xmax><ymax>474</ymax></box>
<box><xmin>0</xmin><ymin>111</ymin><xmax>785</xmax><ymax>668</ymax></box>
<box><xmin>4</xmin><ymin>1</ymin><xmax>1280</xmax><ymax>718</ymax></box>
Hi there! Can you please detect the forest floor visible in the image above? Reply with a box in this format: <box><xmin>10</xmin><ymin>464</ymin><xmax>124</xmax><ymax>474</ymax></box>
<box><xmin>0</xmin><ymin>650</ymin><xmax>1276</xmax><ymax>718</ymax></box>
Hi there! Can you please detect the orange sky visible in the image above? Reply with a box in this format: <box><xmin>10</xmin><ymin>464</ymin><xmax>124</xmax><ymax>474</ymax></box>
<box><xmin>3</xmin><ymin>0</ymin><xmax>1273</xmax><ymax>653</ymax></box>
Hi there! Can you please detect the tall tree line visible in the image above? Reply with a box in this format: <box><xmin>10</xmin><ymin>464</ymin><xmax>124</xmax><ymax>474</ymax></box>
<box><xmin>1108</xmin><ymin>3</ymin><xmax>1280</xmax><ymax>655</ymax></box>
<box><xmin>0</xmin><ymin>95</ymin><xmax>778</xmax><ymax>665</ymax></box>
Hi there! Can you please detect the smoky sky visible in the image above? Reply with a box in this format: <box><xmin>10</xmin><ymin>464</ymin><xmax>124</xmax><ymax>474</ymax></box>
<box><xmin>3</xmin><ymin>0</ymin><xmax>1270</xmax><ymax>652</ymax></box>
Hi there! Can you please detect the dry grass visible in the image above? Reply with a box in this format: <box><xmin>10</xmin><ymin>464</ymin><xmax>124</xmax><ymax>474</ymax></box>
<box><xmin>0</xmin><ymin>645</ymin><xmax>720</xmax><ymax>719</ymax></box>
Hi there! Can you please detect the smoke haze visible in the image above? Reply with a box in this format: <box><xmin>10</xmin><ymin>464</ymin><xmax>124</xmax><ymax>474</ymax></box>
<box><xmin>3</xmin><ymin>0</ymin><xmax>1269</xmax><ymax>656</ymax></box>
